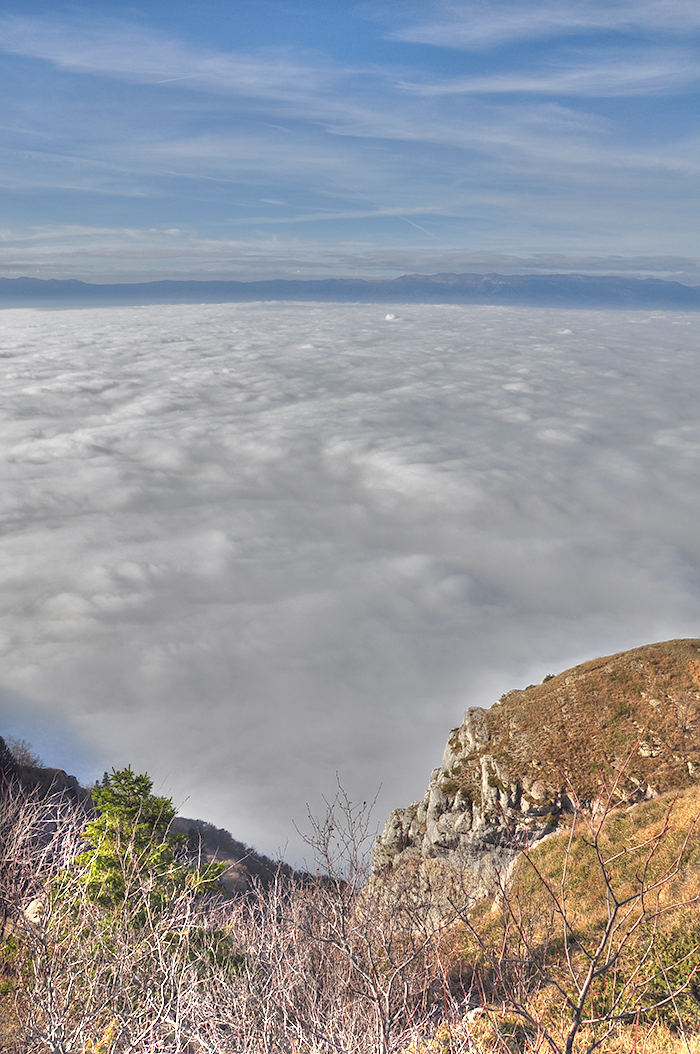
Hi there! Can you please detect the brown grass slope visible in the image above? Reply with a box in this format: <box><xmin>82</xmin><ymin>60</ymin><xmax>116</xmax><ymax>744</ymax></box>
<box><xmin>373</xmin><ymin>639</ymin><xmax>700</xmax><ymax>931</ymax></box>
<box><xmin>448</xmin><ymin>638</ymin><xmax>700</xmax><ymax>808</ymax></box>
<box><xmin>438</xmin><ymin>782</ymin><xmax>700</xmax><ymax>1052</ymax></box>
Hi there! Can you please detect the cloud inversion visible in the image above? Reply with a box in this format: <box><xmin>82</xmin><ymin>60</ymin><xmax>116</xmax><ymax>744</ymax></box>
<box><xmin>0</xmin><ymin>303</ymin><xmax>699</xmax><ymax>857</ymax></box>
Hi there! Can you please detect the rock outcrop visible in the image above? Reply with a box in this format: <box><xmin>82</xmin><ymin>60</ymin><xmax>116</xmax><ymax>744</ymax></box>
<box><xmin>373</xmin><ymin>639</ymin><xmax>700</xmax><ymax>907</ymax></box>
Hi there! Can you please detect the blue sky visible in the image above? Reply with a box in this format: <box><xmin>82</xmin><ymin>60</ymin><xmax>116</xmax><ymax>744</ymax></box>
<box><xmin>1</xmin><ymin>0</ymin><xmax>700</xmax><ymax>280</ymax></box>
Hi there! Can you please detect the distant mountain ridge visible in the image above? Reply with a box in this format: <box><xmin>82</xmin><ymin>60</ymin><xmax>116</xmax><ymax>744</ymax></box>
<box><xmin>2</xmin><ymin>272</ymin><xmax>700</xmax><ymax>308</ymax></box>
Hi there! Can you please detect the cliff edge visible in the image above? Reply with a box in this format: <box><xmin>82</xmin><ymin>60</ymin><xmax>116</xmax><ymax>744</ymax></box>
<box><xmin>373</xmin><ymin>638</ymin><xmax>700</xmax><ymax>905</ymax></box>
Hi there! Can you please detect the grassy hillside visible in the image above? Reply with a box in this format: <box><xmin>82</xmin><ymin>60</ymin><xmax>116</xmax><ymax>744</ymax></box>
<box><xmin>437</xmin><ymin>783</ymin><xmax>700</xmax><ymax>1053</ymax></box>
<box><xmin>445</xmin><ymin>638</ymin><xmax>700</xmax><ymax>809</ymax></box>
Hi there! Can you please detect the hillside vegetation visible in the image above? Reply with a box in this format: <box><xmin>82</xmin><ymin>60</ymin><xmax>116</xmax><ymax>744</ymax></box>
<box><xmin>447</xmin><ymin>782</ymin><xmax>700</xmax><ymax>1053</ymax></box>
<box><xmin>2</xmin><ymin>640</ymin><xmax>700</xmax><ymax>1053</ymax></box>
<box><xmin>457</xmin><ymin>637</ymin><xmax>700</xmax><ymax>803</ymax></box>
<box><xmin>0</xmin><ymin>736</ymin><xmax>293</xmax><ymax>896</ymax></box>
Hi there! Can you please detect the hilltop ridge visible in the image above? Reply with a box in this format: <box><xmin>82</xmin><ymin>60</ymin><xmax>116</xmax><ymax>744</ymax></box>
<box><xmin>4</xmin><ymin>638</ymin><xmax>700</xmax><ymax>905</ymax></box>
<box><xmin>373</xmin><ymin>638</ymin><xmax>700</xmax><ymax>904</ymax></box>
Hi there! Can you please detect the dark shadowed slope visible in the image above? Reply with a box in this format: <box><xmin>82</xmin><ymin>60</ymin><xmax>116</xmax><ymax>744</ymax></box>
<box><xmin>0</xmin><ymin>736</ymin><xmax>294</xmax><ymax>894</ymax></box>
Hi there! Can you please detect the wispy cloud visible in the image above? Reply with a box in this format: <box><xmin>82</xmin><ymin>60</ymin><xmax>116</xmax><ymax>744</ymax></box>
<box><xmin>0</xmin><ymin>16</ymin><xmax>340</xmax><ymax>103</ymax></box>
<box><xmin>223</xmin><ymin>206</ymin><xmax>442</xmax><ymax>225</ymax></box>
<box><xmin>1</xmin><ymin>5</ymin><xmax>699</xmax><ymax>273</ymax></box>
<box><xmin>3</xmin><ymin>225</ymin><xmax>700</xmax><ymax>283</ymax></box>
<box><xmin>397</xmin><ymin>54</ymin><xmax>700</xmax><ymax>97</ymax></box>
<box><xmin>388</xmin><ymin>0</ymin><xmax>700</xmax><ymax>50</ymax></box>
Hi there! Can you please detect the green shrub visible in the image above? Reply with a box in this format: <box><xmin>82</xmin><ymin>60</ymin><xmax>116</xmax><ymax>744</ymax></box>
<box><xmin>75</xmin><ymin>766</ymin><xmax>224</xmax><ymax>914</ymax></box>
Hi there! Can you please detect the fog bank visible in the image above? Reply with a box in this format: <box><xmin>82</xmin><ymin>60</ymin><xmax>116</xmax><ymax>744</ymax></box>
<box><xmin>0</xmin><ymin>303</ymin><xmax>698</xmax><ymax>858</ymax></box>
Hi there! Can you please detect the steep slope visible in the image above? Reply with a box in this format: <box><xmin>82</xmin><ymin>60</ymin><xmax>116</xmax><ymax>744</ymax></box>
<box><xmin>171</xmin><ymin>816</ymin><xmax>297</xmax><ymax>894</ymax></box>
<box><xmin>0</xmin><ymin>737</ymin><xmax>91</xmax><ymax>808</ymax></box>
<box><xmin>373</xmin><ymin>638</ymin><xmax>700</xmax><ymax>902</ymax></box>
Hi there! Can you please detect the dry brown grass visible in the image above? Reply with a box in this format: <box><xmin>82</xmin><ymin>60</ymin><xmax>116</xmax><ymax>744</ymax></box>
<box><xmin>439</xmin><ymin>784</ymin><xmax>700</xmax><ymax>1052</ymax></box>
<box><xmin>0</xmin><ymin>990</ymin><xmax>19</xmax><ymax>1052</ymax></box>
<box><xmin>447</xmin><ymin>638</ymin><xmax>700</xmax><ymax>810</ymax></box>
<box><xmin>399</xmin><ymin>1017</ymin><xmax>700</xmax><ymax>1053</ymax></box>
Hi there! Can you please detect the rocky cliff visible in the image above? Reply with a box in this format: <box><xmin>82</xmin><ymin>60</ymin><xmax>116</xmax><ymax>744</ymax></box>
<box><xmin>372</xmin><ymin>638</ymin><xmax>700</xmax><ymax>905</ymax></box>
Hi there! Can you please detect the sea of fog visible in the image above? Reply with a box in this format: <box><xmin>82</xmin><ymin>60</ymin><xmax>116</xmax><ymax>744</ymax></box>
<box><xmin>1</xmin><ymin>302</ymin><xmax>699</xmax><ymax>858</ymax></box>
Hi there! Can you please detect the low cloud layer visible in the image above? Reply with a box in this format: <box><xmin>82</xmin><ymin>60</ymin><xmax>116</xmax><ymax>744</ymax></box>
<box><xmin>1</xmin><ymin>303</ymin><xmax>699</xmax><ymax>857</ymax></box>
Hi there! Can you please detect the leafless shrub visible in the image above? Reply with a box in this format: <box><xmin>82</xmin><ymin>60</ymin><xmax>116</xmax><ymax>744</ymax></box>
<box><xmin>286</xmin><ymin>784</ymin><xmax>455</xmax><ymax>1053</ymax></box>
<box><xmin>2</xmin><ymin>765</ymin><xmax>700</xmax><ymax>1054</ymax></box>
<box><xmin>5</xmin><ymin>737</ymin><xmax>43</xmax><ymax>768</ymax></box>
<box><xmin>451</xmin><ymin>749</ymin><xmax>700</xmax><ymax>1054</ymax></box>
<box><xmin>0</xmin><ymin>779</ymin><xmax>461</xmax><ymax>1054</ymax></box>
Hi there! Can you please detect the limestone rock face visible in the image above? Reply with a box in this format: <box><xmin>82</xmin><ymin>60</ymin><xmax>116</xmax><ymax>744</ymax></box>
<box><xmin>373</xmin><ymin>639</ymin><xmax>700</xmax><ymax>906</ymax></box>
<box><xmin>372</xmin><ymin>749</ymin><xmax>560</xmax><ymax>907</ymax></box>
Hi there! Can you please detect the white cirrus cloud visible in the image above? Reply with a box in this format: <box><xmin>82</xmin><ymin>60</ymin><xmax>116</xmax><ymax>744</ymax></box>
<box><xmin>388</xmin><ymin>0</ymin><xmax>700</xmax><ymax>49</ymax></box>
<box><xmin>0</xmin><ymin>15</ymin><xmax>339</xmax><ymax>102</ymax></box>
<box><xmin>396</xmin><ymin>54</ymin><xmax>700</xmax><ymax>97</ymax></box>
